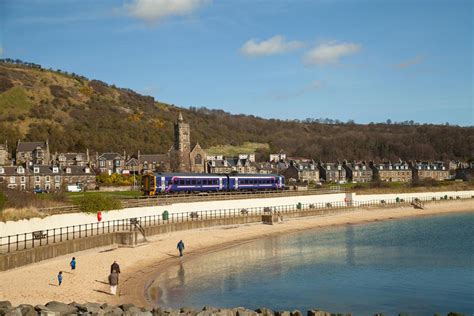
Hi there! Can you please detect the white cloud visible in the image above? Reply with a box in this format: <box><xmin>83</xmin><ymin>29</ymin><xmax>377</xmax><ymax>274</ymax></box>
<box><xmin>269</xmin><ymin>80</ymin><xmax>323</xmax><ymax>101</ymax></box>
<box><xmin>394</xmin><ymin>55</ymin><xmax>425</xmax><ymax>69</ymax></box>
<box><xmin>125</xmin><ymin>0</ymin><xmax>208</xmax><ymax>23</ymax></box>
<box><xmin>303</xmin><ymin>42</ymin><xmax>361</xmax><ymax>66</ymax></box>
<box><xmin>240</xmin><ymin>35</ymin><xmax>305</xmax><ymax>57</ymax></box>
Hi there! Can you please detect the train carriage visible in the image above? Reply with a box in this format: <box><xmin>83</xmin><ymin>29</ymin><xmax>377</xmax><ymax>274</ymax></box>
<box><xmin>142</xmin><ymin>172</ymin><xmax>284</xmax><ymax>196</ymax></box>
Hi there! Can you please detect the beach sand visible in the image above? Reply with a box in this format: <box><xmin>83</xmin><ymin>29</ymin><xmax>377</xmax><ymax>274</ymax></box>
<box><xmin>0</xmin><ymin>200</ymin><xmax>472</xmax><ymax>307</ymax></box>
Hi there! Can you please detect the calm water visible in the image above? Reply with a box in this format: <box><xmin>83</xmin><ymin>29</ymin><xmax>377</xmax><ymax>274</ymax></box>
<box><xmin>147</xmin><ymin>213</ymin><xmax>474</xmax><ymax>315</ymax></box>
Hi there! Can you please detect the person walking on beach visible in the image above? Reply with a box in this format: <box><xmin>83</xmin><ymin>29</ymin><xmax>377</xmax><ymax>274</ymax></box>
<box><xmin>110</xmin><ymin>261</ymin><xmax>121</xmax><ymax>274</ymax></box>
<box><xmin>70</xmin><ymin>257</ymin><xmax>76</xmax><ymax>271</ymax></box>
<box><xmin>177</xmin><ymin>240</ymin><xmax>185</xmax><ymax>257</ymax></box>
<box><xmin>58</xmin><ymin>271</ymin><xmax>63</xmax><ymax>286</ymax></box>
<box><xmin>108</xmin><ymin>270</ymin><xmax>119</xmax><ymax>295</ymax></box>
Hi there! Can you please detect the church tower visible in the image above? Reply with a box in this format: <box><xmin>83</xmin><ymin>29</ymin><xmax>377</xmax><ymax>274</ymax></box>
<box><xmin>174</xmin><ymin>112</ymin><xmax>191</xmax><ymax>152</ymax></box>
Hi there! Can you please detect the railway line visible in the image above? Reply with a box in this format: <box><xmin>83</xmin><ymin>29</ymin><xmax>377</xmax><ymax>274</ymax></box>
<box><xmin>39</xmin><ymin>188</ymin><xmax>344</xmax><ymax>214</ymax></box>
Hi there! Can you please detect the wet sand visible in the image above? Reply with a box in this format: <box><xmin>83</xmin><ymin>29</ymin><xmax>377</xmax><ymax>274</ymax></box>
<box><xmin>0</xmin><ymin>200</ymin><xmax>472</xmax><ymax>307</ymax></box>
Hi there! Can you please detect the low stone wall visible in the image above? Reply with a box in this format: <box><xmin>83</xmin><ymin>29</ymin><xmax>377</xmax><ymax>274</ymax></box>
<box><xmin>0</xmin><ymin>233</ymin><xmax>118</xmax><ymax>271</ymax></box>
<box><xmin>0</xmin><ymin>301</ymin><xmax>464</xmax><ymax>316</ymax></box>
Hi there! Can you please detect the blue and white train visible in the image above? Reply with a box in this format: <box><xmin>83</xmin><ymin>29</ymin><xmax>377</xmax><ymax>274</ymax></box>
<box><xmin>142</xmin><ymin>173</ymin><xmax>285</xmax><ymax>195</ymax></box>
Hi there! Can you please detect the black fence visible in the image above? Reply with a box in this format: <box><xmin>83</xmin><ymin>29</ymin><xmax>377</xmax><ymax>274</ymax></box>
<box><xmin>1</xmin><ymin>193</ymin><xmax>472</xmax><ymax>254</ymax></box>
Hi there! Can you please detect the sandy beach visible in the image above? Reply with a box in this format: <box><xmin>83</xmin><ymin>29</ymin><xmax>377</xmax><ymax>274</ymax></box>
<box><xmin>0</xmin><ymin>200</ymin><xmax>472</xmax><ymax>307</ymax></box>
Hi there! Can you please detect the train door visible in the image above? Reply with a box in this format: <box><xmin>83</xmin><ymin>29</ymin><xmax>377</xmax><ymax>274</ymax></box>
<box><xmin>161</xmin><ymin>176</ymin><xmax>166</xmax><ymax>192</ymax></box>
<box><xmin>219</xmin><ymin>177</ymin><xmax>223</xmax><ymax>190</ymax></box>
<box><xmin>279</xmin><ymin>176</ymin><xmax>283</xmax><ymax>188</ymax></box>
<box><xmin>235</xmin><ymin>177</ymin><xmax>239</xmax><ymax>190</ymax></box>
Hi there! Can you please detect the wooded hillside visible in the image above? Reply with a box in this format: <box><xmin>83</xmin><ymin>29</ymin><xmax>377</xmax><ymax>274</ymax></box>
<box><xmin>0</xmin><ymin>60</ymin><xmax>472</xmax><ymax>162</ymax></box>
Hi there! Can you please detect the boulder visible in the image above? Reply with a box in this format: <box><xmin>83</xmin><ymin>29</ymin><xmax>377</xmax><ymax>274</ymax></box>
<box><xmin>275</xmin><ymin>312</ymin><xmax>291</xmax><ymax>316</ymax></box>
<box><xmin>290</xmin><ymin>311</ymin><xmax>302</xmax><ymax>316</ymax></box>
<box><xmin>17</xmin><ymin>304</ymin><xmax>36</xmax><ymax>316</ymax></box>
<box><xmin>307</xmin><ymin>311</ymin><xmax>331</xmax><ymax>316</ymax></box>
<box><xmin>180</xmin><ymin>307</ymin><xmax>196</xmax><ymax>315</ymax></box>
<box><xmin>256</xmin><ymin>308</ymin><xmax>274</xmax><ymax>316</ymax></box>
<box><xmin>4</xmin><ymin>308</ymin><xmax>22</xmax><ymax>316</ymax></box>
<box><xmin>216</xmin><ymin>309</ymin><xmax>235</xmax><ymax>316</ymax></box>
<box><xmin>122</xmin><ymin>306</ymin><xmax>143</xmax><ymax>315</ymax></box>
<box><xmin>236</xmin><ymin>309</ymin><xmax>258</xmax><ymax>316</ymax></box>
<box><xmin>35</xmin><ymin>304</ymin><xmax>59</xmax><ymax>316</ymax></box>
<box><xmin>80</xmin><ymin>302</ymin><xmax>103</xmax><ymax>314</ymax></box>
<box><xmin>0</xmin><ymin>301</ymin><xmax>12</xmax><ymax>316</ymax></box>
<box><xmin>45</xmin><ymin>301</ymin><xmax>78</xmax><ymax>315</ymax></box>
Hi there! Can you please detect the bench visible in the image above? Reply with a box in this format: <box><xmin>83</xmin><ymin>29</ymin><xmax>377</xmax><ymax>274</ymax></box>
<box><xmin>241</xmin><ymin>209</ymin><xmax>249</xmax><ymax>215</ymax></box>
<box><xmin>130</xmin><ymin>218</ymin><xmax>139</xmax><ymax>225</ymax></box>
<box><xmin>32</xmin><ymin>230</ymin><xmax>48</xmax><ymax>240</ymax></box>
<box><xmin>190</xmin><ymin>212</ymin><xmax>199</xmax><ymax>219</ymax></box>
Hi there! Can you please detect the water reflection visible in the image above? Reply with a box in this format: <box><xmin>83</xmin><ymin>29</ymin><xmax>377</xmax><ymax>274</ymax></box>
<box><xmin>146</xmin><ymin>212</ymin><xmax>474</xmax><ymax>315</ymax></box>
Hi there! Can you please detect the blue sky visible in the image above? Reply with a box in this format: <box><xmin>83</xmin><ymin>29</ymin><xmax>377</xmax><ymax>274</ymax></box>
<box><xmin>1</xmin><ymin>0</ymin><xmax>472</xmax><ymax>125</ymax></box>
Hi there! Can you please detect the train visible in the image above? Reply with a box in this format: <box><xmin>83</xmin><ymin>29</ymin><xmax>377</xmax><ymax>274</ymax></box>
<box><xmin>142</xmin><ymin>172</ymin><xmax>285</xmax><ymax>196</ymax></box>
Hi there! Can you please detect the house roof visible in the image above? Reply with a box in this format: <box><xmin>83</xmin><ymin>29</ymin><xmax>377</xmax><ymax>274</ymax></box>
<box><xmin>17</xmin><ymin>141</ymin><xmax>47</xmax><ymax>152</ymax></box>
<box><xmin>138</xmin><ymin>154</ymin><xmax>168</xmax><ymax>163</ymax></box>
<box><xmin>98</xmin><ymin>153</ymin><xmax>124</xmax><ymax>160</ymax></box>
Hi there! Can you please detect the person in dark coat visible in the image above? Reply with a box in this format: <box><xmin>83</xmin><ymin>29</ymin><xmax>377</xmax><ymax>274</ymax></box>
<box><xmin>110</xmin><ymin>261</ymin><xmax>121</xmax><ymax>274</ymax></box>
<box><xmin>108</xmin><ymin>270</ymin><xmax>119</xmax><ymax>295</ymax></box>
<box><xmin>177</xmin><ymin>240</ymin><xmax>185</xmax><ymax>257</ymax></box>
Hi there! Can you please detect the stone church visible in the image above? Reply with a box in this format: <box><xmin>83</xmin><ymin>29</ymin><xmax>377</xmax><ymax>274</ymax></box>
<box><xmin>167</xmin><ymin>112</ymin><xmax>207</xmax><ymax>173</ymax></box>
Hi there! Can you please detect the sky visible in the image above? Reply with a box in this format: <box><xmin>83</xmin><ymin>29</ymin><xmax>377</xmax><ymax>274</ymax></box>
<box><xmin>0</xmin><ymin>0</ymin><xmax>472</xmax><ymax>126</ymax></box>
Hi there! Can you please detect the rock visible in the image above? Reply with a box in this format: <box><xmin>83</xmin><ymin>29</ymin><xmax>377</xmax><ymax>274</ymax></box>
<box><xmin>80</xmin><ymin>302</ymin><xmax>103</xmax><ymax>314</ymax></box>
<box><xmin>123</xmin><ymin>306</ymin><xmax>143</xmax><ymax>315</ymax></box>
<box><xmin>216</xmin><ymin>309</ymin><xmax>235</xmax><ymax>316</ymax></box>
<box><xmin>17</xmin><ymin>304</ymin><xmax>36</xmax><ymax>316</ymax></box>
<box><xmin>45</xmin><ymin>301</ymin><xmax>78</xmax><ymax>315</ymax></box>
<box><xmin>236</xmin><ymin>309</ymin><xmax>258</xmax><ymax>316</ymax></box>
<box><xmin>4</xmin><ymin>308</ymin><xmax>22</xmax><ymax>316</ymax></box>
<box><xmin>290</xmin><ymin>311</ymin><xmax>302</xmax><ymax>316</ymax></box>
<box><xmin>0</xmin><ymin>301</ymin><xmax>12</xmax><ymax>316</ymax></box>
<box><xmin>106</xmin><ymin>307</ymin><xmax>125</xmax><ymax>316</ymax></box>
<box><xmin>180</xmin><ymin>307</ymin><xmax>196</xmax><ymax>315</ymax></box>
<box><xmin>256</xmin><ymin>308</ymin><xmax>274</xmax><ymax>316</ymax></box>
<box><xmin>34</xmin><ymin>305</ymin><xmax>57</xmax><ymax>316</ymax></box>
<box><xmin>275</xmin><ymin>312</ymin><xmax>291</xmax><ymax>316</ymax></box>
<box><xmin>307</xmin><ymin>311</ymin><xmax>330</xmax><ymax>316</ymax></box>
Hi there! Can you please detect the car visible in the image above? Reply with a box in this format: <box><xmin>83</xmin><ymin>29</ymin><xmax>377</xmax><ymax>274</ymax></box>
<box><xmin>67</xmin><ymin>185</ymin><xmax>82</xmax><ymax>192</ymax></box>
<box><xmin>33</xmin><ymin>188</ymin><xmax>47</xmax><ymax>194</ymax></box>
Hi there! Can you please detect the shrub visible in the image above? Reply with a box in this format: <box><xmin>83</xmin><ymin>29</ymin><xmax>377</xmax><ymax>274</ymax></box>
<box><xmin>0</xmin><ymin>191</ymin><xmax>6</xmax><ymax>210</ymax></box>
<box><xmin>76</xmin><ymin>194</ymin><xmax>122</xmax><ymax>214</ymax></box>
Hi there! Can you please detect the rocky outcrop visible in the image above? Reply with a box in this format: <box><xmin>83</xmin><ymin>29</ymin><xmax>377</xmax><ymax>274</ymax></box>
<box><xmin>0</xmin><ymin>302</ymin><xmax>465</xmax><ymax>316</ymax></box>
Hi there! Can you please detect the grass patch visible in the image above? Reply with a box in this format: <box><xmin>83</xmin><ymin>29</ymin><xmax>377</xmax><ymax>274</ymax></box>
<box><xmin>0</xmin><ymin>207</ymin><xmax>46</xmax><ymax>222</ymax></box>
<box><xmin>206</xmin><ymin>142</ymin><xmax>269</xmax><ymax>156</ymax></box>
<box><xmin>66</xmin><ymin>190</ymin><xmax>142</xmax><ymax>202</ymax></box>
<box><xmin>75</xmin><ymin>194</ymin><xmax>123</xmax><ymax>214</ymax></box>
<box><xmin>0</xmin><ymin>86</ymin><xmax>32</xmax><ymax>114</ymax></box>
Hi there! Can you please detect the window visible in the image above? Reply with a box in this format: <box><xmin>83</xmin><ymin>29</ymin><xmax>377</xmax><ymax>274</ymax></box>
<box><xmin>35</xmin><ymin>176</ymin><xmax>40</xmax><ymax>182</ymax></box>
<box><xmin>17</xmin><ymin>167</ymin><xmax>24</xmax><ymax>174</ymax></box>
<box><xmin>0</xmin><ymin>176</ymin><xmax>3</xmax><ymax>183</ymax></box>
<box><xmin>179</xmin><ymin>180</ymin><xmax>184</xmax><ymax>185</ymax></box>
<box><xmin>99</xmin><ymin>160</ymin><xmax>105</xmax><ymax>167</ymax></box>
<box><xmin>20</xmin><ymin>184</ymin><xmax>26</xmax><ymax>190</ymax></box>
<box><xmin>66</xmin><ymin>168</ymin><xmax>71</xmax><ymax>174</ymax></box>
<box><xmin>186</xmin><ymin>180</ymin><xmax>190</xmax><ymax>185</ymax></box>
<box><xmin>45</xmin><ymin>184</ymin><xmax>50</xmax><ymax>190</ymax></box>
<box><xmin>55</xmin><ymin>175</ymin><xmax>61</xmax><ymax>182</ymax></box>
<box><xmin>194</xmin><ymin>154</ymin><xmax>202</xmax><ymax>165</ymax></box>
<box><xmin>46</xmin><ymin>176</ymin><xmax>50</xmax><ymax>182</ymax></box>
<box><xmin>53</xmin><ymin>167</ymin><xmax>59</xmax><ymax>173</ymax></box>
<box><xmin>114</xmin><ymin>160</ymin><xmax>121</xmax><ymax>167</ymax></box>
<box><xmin>0</xmin><ymin>167</ymin><xmax>3</xmax><ymax>174</ymax></box>
<box><xmin>34</xmin><ymin>167</ymin><xmax>40</xmax><ymax>173</ymax></box>
<box><xmin>10</xmin><ymin>176</ymin><xmax>15</xmax><ymax>184</ymax></box>
<box><xmin>20</xmin><ymin>176</ymin><xmax>25</xmax><ymax>183</ymax></box>
<box><xmin>191</xmin><ymin>180</ymin><xmax>196</xmax><ymax>185</ymax></box>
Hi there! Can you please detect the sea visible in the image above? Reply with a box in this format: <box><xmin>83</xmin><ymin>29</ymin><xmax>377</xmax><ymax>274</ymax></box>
<box><xmin>146</xmin><ymin>212</ymin><xmax>474</xmax><ymax>315</ymax></box>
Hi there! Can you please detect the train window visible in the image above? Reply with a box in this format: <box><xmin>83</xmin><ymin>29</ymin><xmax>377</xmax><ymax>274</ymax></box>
<box><xmin>168</xmin><ymin>180</ymin><xmax>173</xmax><ymax>185</ymax></box>
<box><xmin>203</xmin><ymin>180</ymin><xmax>207</xmax><ymax>185</ymax></box>
<box><xmin>185</xmin><ymin>180</ymin><xmax>190</xmax><ymax>185</ymax></box>
<box><xmin>192</xmin><ymin>180</ymin><xmax>196</xmax><ymax>185</ymax></box>
<box><xmin>179</xmin><ymin>180</ymin><xmax>184</xmax><ymax>185</ymax></box>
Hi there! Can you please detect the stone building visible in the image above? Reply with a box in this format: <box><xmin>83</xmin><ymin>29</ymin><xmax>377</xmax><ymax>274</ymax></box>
<box><xmin>343</xmin><ymin>161</ymin><xmax>373</xmax><ymax>183</ymax></box>
<box><xmin>52</xmin><ymin>150</ymin><xmax>90</xmax><ymax>167</ymax></box>
<box><xmin>370</xmin><ymin>161</ymin><xmax>412</xmax><ymax>182</ymax></box>
<box><xmin>15</xmin><ymin>140</ymin><xmax>51</xmax><ymax>166</ymax></box>
<box><xmin>410</xmin><ymin>161</ymin><xmax>450</xmax><ymax>181</ymax></box>
<box><xmin>0</xmin><ymin>165</ymin><xmax>95</xmax><ymax>191</ymax></box>
<box><xmin>96</xmin><ymin>153</ymin><xmax>126</xmax><ymax>175</ymax></box>
<box><xmin>318</xmin><ymin>162</ymin><xmax>347</xmax><ymax>183</ymax></box>
<box><xmin>282</xmin><ymin>161</ymin><xmax>319</xmax><ymax>183</ymax></box>
<box><xmin>0</xmin><ymin>141</ymin><xmax>10</xmax><ymax>165</ymax></box>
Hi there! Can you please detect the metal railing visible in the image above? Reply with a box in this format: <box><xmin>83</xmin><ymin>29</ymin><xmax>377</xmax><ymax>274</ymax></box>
<box><xmin>1</xmin><ymin>193</ymin><xmax>472</xmax><ymax>254</ymax></box>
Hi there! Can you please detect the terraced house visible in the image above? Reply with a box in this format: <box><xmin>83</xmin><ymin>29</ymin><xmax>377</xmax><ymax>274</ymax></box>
<box><xmin>318</xmin><ymin>162</ymin><xmax>347</xmax><ymax>183</ymax></box>
<box><xmin>370</xmin><ymin>161</ymin><xmax>412</xmax><ymax>182</ymax></box>
<box><xmin>0</xmin><ymin>165</ymin><xmax>95</xmax><ymax>191</ymax></box>
<box><xmin>96</xmin><ymin>153</ymin><xmax>126</xmax><ymax>175</ymax></box>
<box><xmin>282</xmin><ymin>161</ymin><xmax>319</xmax><ymax>183</ymax></box>
<box><xmin>410</xmin><ymin>161</ymin><xmax>450</xmax><ymax>181</ymax></box>
<box><xmin>0</xmin><ymin>141</ymin><xmax>10</xmax><ymax>166</ymax></box>
<box><xmin>343</xmin><ymin>161</ymin><xmax>373</xmax><ymax>183</ymax></box>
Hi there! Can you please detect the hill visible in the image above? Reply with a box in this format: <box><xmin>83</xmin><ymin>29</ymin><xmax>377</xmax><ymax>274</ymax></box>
<box><xmin>0</xmin><ymin>60</ymin><xmax>472</xmax><ymax>162</ymax></box>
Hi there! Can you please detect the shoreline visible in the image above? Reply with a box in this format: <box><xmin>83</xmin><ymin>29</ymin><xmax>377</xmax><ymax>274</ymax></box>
<box><xmin>0</xmin><ymin>200</ymin><xmax>472</xmax><ymax>307</ymax></box>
